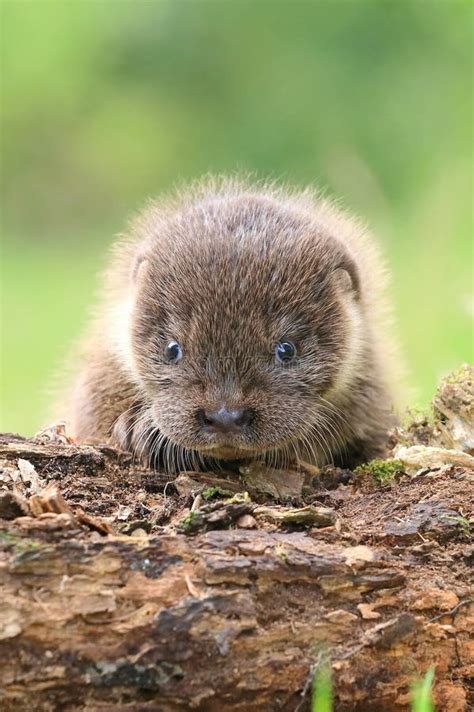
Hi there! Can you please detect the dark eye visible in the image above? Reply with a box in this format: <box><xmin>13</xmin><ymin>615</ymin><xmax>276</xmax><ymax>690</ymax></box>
<box><xmin>275</xmin><ymin>341</ymin><xmax>297</xmax><ymax>364</ymax></box>
<box><xmin>164</xmin><ymin>340</ymin><xmax>182</xmax><ymax>363</ymax></box>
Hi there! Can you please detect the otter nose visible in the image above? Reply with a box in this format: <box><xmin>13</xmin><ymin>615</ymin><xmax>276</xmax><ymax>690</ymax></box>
<box><xmin>197</xmin><ymin>406</ymin><xmax>252</xmax><ymax>434</ymax></box>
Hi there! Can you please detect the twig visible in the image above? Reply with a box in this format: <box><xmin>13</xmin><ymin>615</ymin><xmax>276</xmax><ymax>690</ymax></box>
<box><xmin>428</xmin><ymin>597</ymin><xmax>474</xmax><ymax>623</ymax></box>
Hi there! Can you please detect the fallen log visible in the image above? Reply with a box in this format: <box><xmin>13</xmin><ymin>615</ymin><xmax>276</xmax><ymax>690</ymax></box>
<box><xmin>0</xmin><ymin>368</ymin><xmax>473</xmax><ymax>711</ymax></box>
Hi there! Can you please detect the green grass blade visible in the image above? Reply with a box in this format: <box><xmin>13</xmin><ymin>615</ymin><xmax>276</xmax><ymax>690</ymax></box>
<box><xmin>411</xmin><ymin>667</ymin><xmax>435</xmax><ymax>712</ymax></box>
<box><xmin>311</xmin><ymin>660</ymin><xmax>332</xmax><ymax>712</ymax></box>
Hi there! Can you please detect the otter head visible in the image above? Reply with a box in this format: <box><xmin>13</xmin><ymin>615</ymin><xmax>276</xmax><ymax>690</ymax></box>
<box><xmin>127</xmin><ymin>193</ymin><xmax>363</xmax><ymax>467</ymax></box>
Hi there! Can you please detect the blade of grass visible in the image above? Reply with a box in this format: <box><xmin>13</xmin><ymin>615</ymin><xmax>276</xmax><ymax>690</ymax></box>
<box><xmin>411</xmin><ymin>667</ymin><xmax>435</xmax><ymax>712</ymax></box>
<box><xmin>311</xmin><ymin>659</ymin><xmax>332</xmax><ymax>712</ymax></box>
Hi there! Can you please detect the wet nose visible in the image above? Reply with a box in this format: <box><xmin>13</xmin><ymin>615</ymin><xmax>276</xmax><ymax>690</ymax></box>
<box><xmin>197</xmin><ymin>406</ymin><xmax>253</xmax><ymax>434</ymax></box>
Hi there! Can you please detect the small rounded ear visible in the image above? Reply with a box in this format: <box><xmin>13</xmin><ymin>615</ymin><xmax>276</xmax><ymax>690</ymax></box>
<box><xmin>131</xmin><ymin>251</ymin><xmax>149</xmax><ymax>284</ymax></box>
<box><xmin>332</xmin><ymin>258</ymin><xmax>360</xmax><ymax>299</ymax></box>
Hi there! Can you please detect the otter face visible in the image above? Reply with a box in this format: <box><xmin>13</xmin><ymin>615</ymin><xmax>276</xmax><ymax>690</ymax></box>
<box><xmin>128</xmin><ymin>198</ymin><xmax>362</xmax><ymax>465</ymax></box>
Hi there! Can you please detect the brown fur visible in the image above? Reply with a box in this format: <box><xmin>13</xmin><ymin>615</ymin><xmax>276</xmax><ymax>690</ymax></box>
<box><xmin>61</xmin><ymin>177</ymin><xmax>401</xmax><ymax>472</ymax></box>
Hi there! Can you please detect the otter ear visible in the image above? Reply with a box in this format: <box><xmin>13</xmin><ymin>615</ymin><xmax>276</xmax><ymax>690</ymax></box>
<box><xmin>332</xmin><ymin>260</ymin><xmax>360</xmax><ymax>299</ymax></box>
<box><xmin>131</xmin><ymin>251</ymin><xmax>149</xmax><ymax>284</ymax></box>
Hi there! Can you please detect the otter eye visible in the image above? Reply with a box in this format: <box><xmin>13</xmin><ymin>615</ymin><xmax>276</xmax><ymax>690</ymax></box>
<box><xmin>275</xmin><ymin>341</ymin><xmax>297</xmax><ymax>364</ymax></box>
<box><xmin>164</xmin><ymin>340</ymin><xmax>182</xmax><ymax>363</ymax></box>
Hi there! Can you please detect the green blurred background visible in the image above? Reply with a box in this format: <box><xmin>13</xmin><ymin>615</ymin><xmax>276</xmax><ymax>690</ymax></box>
<box><xmin>1</xmin><ymin>0</ymin><xmax>472</xmax><ymax>435</ymax></box>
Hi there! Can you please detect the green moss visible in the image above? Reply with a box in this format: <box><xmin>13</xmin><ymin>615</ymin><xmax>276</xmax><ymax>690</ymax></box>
<box><xmin>401</xmin><ymin>406</ymin><xmax>432</xmax><ymax>429</ymax></box>
<box><xmin>440</xmin><ymin>514</ymin><xmax>472</xmax><ymax>536</ymax></box>
<box><xmin>224</xmin><ymin>491</ymin><xmax>251</xmax><ymax>504</ymax></box>
<box><xmin>201</xmin><ymin>486</ymin><xmax>234</xmax><ymax>501</ymax></box>
<box><xmin>274</xmin><ymin>543</ymin><xmax>288</xmax><ymax>562</ymax></box>
<box><xmin>179</xmin><ymin>510</ymin><xmax>204</xmax><ymax>533</ymax></box>
<box><xmin>0</xmin><ymin>531</ymin><xmax>42</xmax><ymax>553</ymax></box>
<box><xmin>354</xmin><ymin>459</ymin><xmax>404</xmax><ymax>485</ymax></box>
<box><xmin>0</xmin><ymin>531</ymin><xmax>20</xmax><ymax>548</ymax></box>
<box><xmin>441</xmin><ymin>363</ymin><xmax>471</xmax><ymax>387</ymax></box>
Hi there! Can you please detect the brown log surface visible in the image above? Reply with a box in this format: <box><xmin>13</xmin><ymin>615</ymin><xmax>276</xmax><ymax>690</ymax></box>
<box><xmin>0</xmin><ymin>427</ymin><xmax>473</xmax><ymax>712</ymax></box>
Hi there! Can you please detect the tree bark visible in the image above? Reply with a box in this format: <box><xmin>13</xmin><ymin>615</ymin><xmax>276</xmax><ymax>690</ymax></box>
<box><xmin>0</xmin><ymin>432</ymin><xmax>472</xmax><ymax>712</ymax></box>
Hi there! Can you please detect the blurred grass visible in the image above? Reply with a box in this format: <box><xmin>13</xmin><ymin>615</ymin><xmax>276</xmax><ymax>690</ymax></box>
<box><xmin>411</xmin><ymin>668</ymin><xmax>436</xmax><ymax>712</ymax></box>
<box><xmin>1</xmin><ymin>0</ymin><xmax>472</xmax><ymax>434</ymax></box>
<box><xmin>1</xmin><ymin>239</ymin><xmax>107</xmax><ymax>431</ymax></box>
<box><xmin>311</xmin><ymin>664</ymin><xmax>435</xmax><ymax>711</ymax></box>
<box><xmin>312</xmin><ymin>659</ymin><xmax>332</xmax><ymax>712</ymax></box>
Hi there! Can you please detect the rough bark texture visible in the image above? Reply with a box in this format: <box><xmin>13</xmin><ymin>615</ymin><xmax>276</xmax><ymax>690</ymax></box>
<box><xmin>0</xmin><ymin>368</ymin><xmax>473</xmax><ymax>711</ymax></box>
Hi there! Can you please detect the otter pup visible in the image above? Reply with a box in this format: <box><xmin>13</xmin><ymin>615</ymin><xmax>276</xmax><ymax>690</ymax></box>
<box><xmin>62</xmin><ymin>178</ymin><xmax>400</xmax><ymax>472</ymax></box>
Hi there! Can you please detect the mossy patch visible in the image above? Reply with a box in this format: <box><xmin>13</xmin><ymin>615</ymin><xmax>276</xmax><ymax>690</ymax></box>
<box><xmin>224</xmin><ymin>491</ymin><xmax>251</xmax><ymax>504</ymax></box>
<box><xmin>201</xmin><ymin>486</ymin><xmax>234</xmax><ymax>501</ymax></box>
<box><xmin>354</xmin><ymin>459</ymin><xmax>404</xmax><ymax>485</ymax></box>
<box><xmin>274</xmin><ymin>543</ymin><xmax>288</xmax><ymax>562</ymax></box>
<box><xmin>401</xmin><ymin>407</ymin><xmax>432</xmax><ymax>429</ymax></box>
<box><xmin>0</xmin><ymin>530</ymin><xmax>42</xmax><ymax>553</ymax></box>
<box><xmin>441</xmin><ymin>363</ymin><xmax>472</xmax><ymax>387</ymax></box>
<box><xmin>439</xmin><ymin>514</ymin><xmax>472</xmax><ymax>536</ymax></box>
<box><xmin>179</xmin><ymin>510</ymin><xmax>204</xmax><ymax>533</ymax></box>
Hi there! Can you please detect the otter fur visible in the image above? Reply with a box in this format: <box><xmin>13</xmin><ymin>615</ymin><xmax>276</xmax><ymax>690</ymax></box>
<box><xmin>61</xmin><ymin>177</ymin><xmax>401</xmax><ymax>472</ymax></box>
